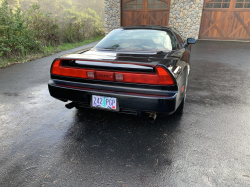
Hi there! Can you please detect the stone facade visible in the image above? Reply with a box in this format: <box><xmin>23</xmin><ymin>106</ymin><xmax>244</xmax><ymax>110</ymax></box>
<box><xmin>168</xmin><ymin>0</ymin><xmax>204</xmax><ymax>39</ymax></box>
<box><xmin>104</xmin><ymin>0</ymin><xmax>204</xmax><ymax>39</ymax></box>
<box><xmin>104</xmin><ymin>0</ymin><xmax>121</xmax><ymax>35</ymax></box>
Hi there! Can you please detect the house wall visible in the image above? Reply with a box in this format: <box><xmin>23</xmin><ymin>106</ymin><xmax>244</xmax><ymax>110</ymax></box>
<box><xmin>168</xmin><ymin>0</ymin><xmax>204</xmax><ymax>39</ymax></box>
<box><xmin>104</xmin><ymin>0</ymin><xmax>204</xmax><ymax>39</ymax></box>
<box><xmin>104</xmin><ymin>0</ymin><xmax>121</xmax><ymax>35</ymax></box>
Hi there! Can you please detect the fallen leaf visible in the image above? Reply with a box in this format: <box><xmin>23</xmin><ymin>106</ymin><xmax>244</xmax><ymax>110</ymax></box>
<box><xmin>154</xmin><ymin>159</ymin><xmax>158</xmax><ymax>166</ymax></box>
<box><xmin>243</xmin><ymin>175</ymin><xmax>250</xmax><ymax>178</ymax></box>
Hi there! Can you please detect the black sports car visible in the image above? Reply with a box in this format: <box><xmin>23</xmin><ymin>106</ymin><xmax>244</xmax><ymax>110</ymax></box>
<box><xmin>48</xmin><ymin>26</ymin><xmax>195</xmax><ymax>120</ymax></box>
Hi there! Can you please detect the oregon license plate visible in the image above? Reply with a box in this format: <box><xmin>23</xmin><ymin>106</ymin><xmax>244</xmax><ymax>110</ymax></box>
<box><xmin>92</xmin><ymin>95</ymin><xmax>117</xmax><ymax>110</ymax></box>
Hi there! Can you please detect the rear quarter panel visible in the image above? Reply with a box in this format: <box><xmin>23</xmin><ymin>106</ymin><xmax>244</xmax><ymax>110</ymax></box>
<box><xmin>164</xmin><ymin>48</ymin><xmax>189</xmax><ymax>109</ymax></box>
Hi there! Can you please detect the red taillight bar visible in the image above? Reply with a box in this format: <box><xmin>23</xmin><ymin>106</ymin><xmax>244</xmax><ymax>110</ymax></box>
<box><xmin>51</xmin><ymin>59</ymin><xmax>93</xmax><ymax>79</ymax></box>
<box><xmin>51</xmin><ymin>59</ymin><xmax>175</xmax><ymax>85</ymax></box>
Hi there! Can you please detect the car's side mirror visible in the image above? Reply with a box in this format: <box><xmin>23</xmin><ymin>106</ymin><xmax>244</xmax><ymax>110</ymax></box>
<box><xmin>187</xmin><ymin>38</ymin><xmax>196</xmax><ymax>45</ymax></box>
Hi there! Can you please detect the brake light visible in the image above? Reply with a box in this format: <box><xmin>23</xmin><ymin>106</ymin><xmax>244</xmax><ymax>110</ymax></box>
<box><xmin>51</xmin><ymin>60</ymin><xmax>174</xmax><ymax>85</ymax></box>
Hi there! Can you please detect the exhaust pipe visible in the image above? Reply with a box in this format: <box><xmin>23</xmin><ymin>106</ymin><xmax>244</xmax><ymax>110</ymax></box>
<box><xmin>148</xmin><ymin>112</ymin><xmax>157</xmax><ymax>122</ymax></box>
<box><xmin>65</xmin><ymin>102</ymin><xmax>75</xmax><ymax>109</ymax></box>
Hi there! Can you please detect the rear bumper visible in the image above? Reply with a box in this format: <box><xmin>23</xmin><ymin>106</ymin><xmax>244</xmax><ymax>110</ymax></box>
<box><xmin>48</xmin><ymin>79</ymin><xmax>178</xmax><ymax>114</ymax></box>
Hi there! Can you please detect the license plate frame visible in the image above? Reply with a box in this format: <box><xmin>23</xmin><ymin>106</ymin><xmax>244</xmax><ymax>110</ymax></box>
<box><xmin>91</xmin><ymin>95</ymin><xmax>119</xmax><ymax>111</ymax></box>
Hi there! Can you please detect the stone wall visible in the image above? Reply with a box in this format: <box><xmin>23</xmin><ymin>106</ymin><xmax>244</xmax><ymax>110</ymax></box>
<box><xmin>168</xmin><ymin>0</ymin><xmax>204</xmax><ymax>39</ymax></box>
<box><xmin>104</xmin><ymin>0</ymin><xmax>121</xmax><ymax>35</ymax></box>
<box><xmin>104</xmin><ymin>0</ymin><xmax>204</xmax><ymax>39</ymax></box>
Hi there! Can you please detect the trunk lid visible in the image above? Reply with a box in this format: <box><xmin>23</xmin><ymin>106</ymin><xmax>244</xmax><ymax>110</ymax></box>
<box><xmin>60</xmin><ymin>49</ymin><xmax>176</xmax><ymax>68</ymax></box>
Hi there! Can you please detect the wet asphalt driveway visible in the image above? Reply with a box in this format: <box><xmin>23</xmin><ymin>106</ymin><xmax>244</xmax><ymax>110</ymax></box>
<box><xmin>0</xmin><ymin>41</ymin><xmax>250</xmax><ymax>187</ymax></box>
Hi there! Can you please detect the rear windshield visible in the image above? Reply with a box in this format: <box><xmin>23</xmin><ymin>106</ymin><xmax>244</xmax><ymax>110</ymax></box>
<box><xmin>94</xmin><ymin>29</ymin><xmax>178</xmax><ymax>52</ymax></box>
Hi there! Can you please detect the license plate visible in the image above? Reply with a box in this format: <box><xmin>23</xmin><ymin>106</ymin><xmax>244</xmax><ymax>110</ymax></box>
<box><xmin>92</xmin><ymin>95</ymin><xmax>118</xmax><ymax>110</ymax></box>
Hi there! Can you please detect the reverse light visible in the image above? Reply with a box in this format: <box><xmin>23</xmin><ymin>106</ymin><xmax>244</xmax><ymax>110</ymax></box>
<box><xmin>115</xmin><ymin>73</ymin><xmax>123</xmax><ymax>81</ymax></box>
<box><xmin>87</xmin><ymin>71</ymin><xmax>95</xmax><ymax>79</ymax></box>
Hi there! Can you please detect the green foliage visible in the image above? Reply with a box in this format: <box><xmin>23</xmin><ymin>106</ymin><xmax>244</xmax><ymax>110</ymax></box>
<box><xmin>18</xmin><ymin>0</ymin><xmax>104</xmax><ymax>22</ymax></box>
<box><xmin>60</xmin><ymin>7</ymin><xmax>104</xmax><ymax>43</ymax></box>
<box><xmin>0</xmin><ymin>0</ymin><xmax>39</xmax><ymax>57</ymax></box>
<box><xmin>0</xmin><ymin>36</ymin><xmax>103</xmax><ymax>68</ymax></box>
<box><xmin>0</xmin><ymin>0</ymin><xmax>104</xmax><ymax>60</ymax></box>
<box><xmin>26</xmin><ymin>4</ymin><xmax>60</xmax><ymax>46</ymax></box>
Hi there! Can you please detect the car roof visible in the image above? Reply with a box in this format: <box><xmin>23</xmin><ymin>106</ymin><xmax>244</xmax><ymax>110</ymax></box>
<box><xmin>119</xmin><ymin>25</ymin><xmax>174</xmax><ymax>31</ymax></box>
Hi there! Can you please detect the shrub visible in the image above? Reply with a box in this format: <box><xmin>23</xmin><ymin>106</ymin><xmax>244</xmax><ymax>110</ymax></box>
<box><xmin>26</xmin><ymin>4</ymin><xmax>60</xmax><ymax>46</ymax></box>
<box><xmin>0</xmin><ymin>0</ymin><xmax>40</xmax><ymax>57</ymax></box>
<box><xmin>0</xmin><ymin>0</ymin><xmax>104</xmax><ymax>59</ymax></box>
<box><xmin>59</xmin><ymin>7</ymin><xmax>104</xmax><ymax>43</ymax></box>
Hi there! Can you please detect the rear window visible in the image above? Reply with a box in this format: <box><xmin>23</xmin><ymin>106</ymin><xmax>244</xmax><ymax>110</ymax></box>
<box><xmin>94</xmin><ymin>29</ymin><xmax>178</xmax><ymax>52</ymax></box>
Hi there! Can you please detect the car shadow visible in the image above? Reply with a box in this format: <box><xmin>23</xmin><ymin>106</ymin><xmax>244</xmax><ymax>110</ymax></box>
<box><xmin>60</xmin><ymin>107</ymin><xmax>183</xmax><ymax>171</ymax></box>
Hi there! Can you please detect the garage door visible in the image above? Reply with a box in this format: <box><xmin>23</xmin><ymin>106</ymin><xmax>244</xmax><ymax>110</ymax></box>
<box><xmin>199</xmin><ymin>0</ymin><xmax>250</xmax><ymax>40</ymax></box>
<box><xmin>121</xmin><ymin>0</ymin><xmax>170</xmax><ymax>27</ymax></box>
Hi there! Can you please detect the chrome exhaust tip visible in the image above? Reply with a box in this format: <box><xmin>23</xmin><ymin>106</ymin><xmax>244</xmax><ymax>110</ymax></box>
<box><xmin>148</xmin><ymin>112</ymin><xmax>157</xmax><ymax>122</ymax></box>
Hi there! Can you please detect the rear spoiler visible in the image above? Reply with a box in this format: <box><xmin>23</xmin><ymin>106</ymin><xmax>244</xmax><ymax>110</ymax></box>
<box><xmin>74</xmin><ymin>61</ymin><xmax>154</xmax><ymax>73</ymax></box>
<box><xmin>60</xmin><ymin>58</ymin><xmax>156</xmax><ymax>73</ymax></box>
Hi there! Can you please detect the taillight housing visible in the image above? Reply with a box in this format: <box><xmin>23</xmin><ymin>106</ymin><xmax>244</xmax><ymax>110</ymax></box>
<box><xmin>51</xmin><ymin>59</ymin><xmax>175</xmax><ymax>85</ymax></box>
<box><xmin>51</xmin><ymin>59</ymin><xmax>61</xmax><ymax>75</ymax></box>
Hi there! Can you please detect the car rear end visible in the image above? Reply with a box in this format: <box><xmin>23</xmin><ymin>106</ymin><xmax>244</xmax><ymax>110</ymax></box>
<box><xmin>48</xmin><ymin>58</ymin><xmax>180</xmax><ymax>115</ymax></box>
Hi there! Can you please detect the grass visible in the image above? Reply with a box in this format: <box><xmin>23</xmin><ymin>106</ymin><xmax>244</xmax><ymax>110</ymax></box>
<box><xmin>0</xmin><ymin>36</ymin><xmax>104</xmax><ymax>68</ymax></box>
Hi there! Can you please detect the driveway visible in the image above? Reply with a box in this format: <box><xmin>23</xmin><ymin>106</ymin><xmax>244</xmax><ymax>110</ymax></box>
<box><xmin>0</xmin><ymin>40</ymin><xmax>250</xmax><ymax>187</ymax></box>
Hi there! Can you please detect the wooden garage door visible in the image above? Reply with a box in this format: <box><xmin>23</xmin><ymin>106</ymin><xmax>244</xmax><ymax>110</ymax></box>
<box><xmin>199</xmin><ymin>0</ymin><xmax>250</xmax><ymax>40</ymax></box>
<box><xmin>121</xmin><ymin>0</ymin><xmax>170</xmax><ymax>27</ymax></box>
